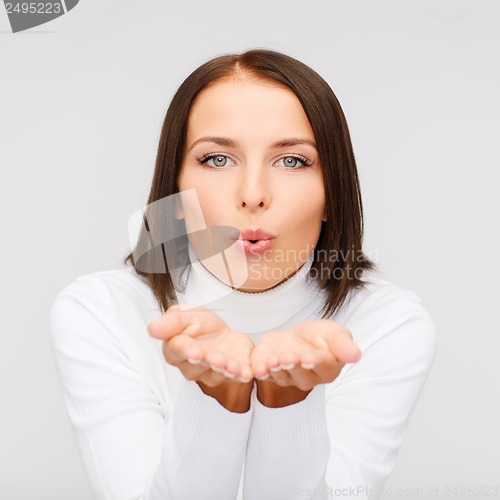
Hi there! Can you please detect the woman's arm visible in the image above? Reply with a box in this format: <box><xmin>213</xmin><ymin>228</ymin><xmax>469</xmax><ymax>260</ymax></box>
<box><xmin>197</xmin><ymin>379</ymin><xmax>253</xmax><ymax>413</ymax></box>
<box><xmin>242</xmin><ymin>294</ymin><xmax>437</xmax><ymax>500</ymax></box>
<box><xmin>321</xmin><ymin>295</ymin><xmax>437</xmax><ymax>498</ymax></box>
<box><xmin>49</xmin><ymin>274</ymin><xmax>253</xmax><ymax>500</ymax></box>
<box><xmin>147</xmin><ymin>304</ymin><xmax>255</xmax><ymax>413</ymax></box>
<box><xmin>238</xmin><ymin>318</ymin><xmax>359</xmax><ymax>499</ymax></box>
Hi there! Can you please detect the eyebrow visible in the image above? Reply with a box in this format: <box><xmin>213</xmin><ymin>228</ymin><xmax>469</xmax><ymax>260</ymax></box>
<box><xmin>187</xmin><ymin>136</ymin><xmax>317</xmax><ymax>152</ymax></box>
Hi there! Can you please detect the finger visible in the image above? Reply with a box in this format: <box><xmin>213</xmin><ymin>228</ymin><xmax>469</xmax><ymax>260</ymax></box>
<box><xmin>204</xmin><ymin>348</ymin><xmax>227</xmax><ymax>371</ymax></box>
<box><xmin>223</xmin><ymin>358</ymin><xmax>241</xmax><ymax>378</ymax></box>
<box><xmin>230</xmin><ymin>345</ymin><xmax>254</xmax><ymax>382</ymax></box>
<box><xmin>250</xmin><ymin>349</ymin><xmax>274</xmax><ymax>380</ymax></box>
<box><xmin>266</xmin><ymin>355</ymin><xmax>281</xmax><ymax>373</ymax></box>
<box><xmin>201</xmin><ymin>347</ymin><xmax>250</xmax><ymax>381</ymax></box>
<box><xmin>237</xmin><ymin>366</ymin><xmax>254</xmax><ymax>383</ymax></box>
<box><xmin>259</xmin><ymin>347</ymin><xmax>294</xmax><ymax>378</ymax></box>
<box><xmin>203</xmin><ymin>351</ymin><xmax>250</xmax><ymax>382</ymax></box>
<box><xmin>296</xmin><ymin>320</ymin><xmax>361</xmax><ymax>363</ymax></box>
<box><xmin>321</xmin><ymin>331</ymin><xmax>361</xmax><ymax>363</ymax></box>
<box><xmin>175</xmin><ymin>360</ymin><xmax>210</xmax><ymax>381</ymax></box>
<box><xmin>268</xmin><ymin>367</ymin><xmax>293</xmax><ymax>387</ymax></box>
<box><xmin>255</xmin><ymin>350</ymin><xmax>300</xmax><ymax>373</ymax></box>
<box><xmin>224</xmin><ymin>357</ymin><xmax>253</xmax><ymax>383</ymax></box>
<box><xmin>276</xmin><ymin>351</ymin><xmax>300</xmax><ymax>371</ymax></box>
<box><xmin>298</xmin><ymin>346</ymin><xmax>333</xmax><ymax>370</ymax></box>
<box><xmin>311</xmin><ymin>360</ymin><xmax>344</xmax><ymax>384</ymax></box>
<box><xmin>300</xmin><ymin>348</ymin><xmax>345</xmax><ymax>383</ymax></box>
<box><xmin>286</xmin><ymin>367</ymin><xmax>318</xmax><ymax>391</ymax></box>
<box><xmin>177</xmin><ymin>353</ymin><xmax>234</xmax><ymax>384</ymax></box>
<box><xmin>178</xmin><ymin>363</ymin><xmax>230</xmax><ymax>387</ymax></box>
<box><xmin>163</xmin><ymin>334</ymin><xmax>203</xmax><ymax>364</ymax></box>
<box><xmin>199</xmin><ymin>365</ymin><xmax>230</xmax><ymax>386</ymax></box>
<box><xmin>148</xmin><ymin>308</ymin><xmax>192</xmax><ymax>340</ymax></box>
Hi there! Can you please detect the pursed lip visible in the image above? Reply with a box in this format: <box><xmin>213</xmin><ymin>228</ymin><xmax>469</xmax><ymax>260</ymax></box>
<box><xmin>235</xmin><ymin>228</ymin><xmax>277</xmax><ymax>241</ymax></box>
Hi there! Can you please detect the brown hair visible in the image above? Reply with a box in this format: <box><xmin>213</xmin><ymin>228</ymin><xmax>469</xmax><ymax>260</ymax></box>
<box><xmin>123</xmin><ymin>48</ymin><xmax>377</xmax><ymax>319</ymax></box>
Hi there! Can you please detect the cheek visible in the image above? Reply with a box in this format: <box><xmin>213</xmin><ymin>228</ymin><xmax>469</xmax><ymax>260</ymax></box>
<box><xmin>179</xmin><ymin>178</ymin><xmax>229</xmax><ymax>227</ymax></box>
<box><xmin>198</xmin><ymin>196</ymin><xmax>227</xmax><ymax>225</ymax></box>
<box><xmin>286</xmin><ymin>179</ymin><xmax>325</xmax><ymax>223</ymax></box>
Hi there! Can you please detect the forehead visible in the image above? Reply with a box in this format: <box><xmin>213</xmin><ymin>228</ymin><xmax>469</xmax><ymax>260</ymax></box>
<box><xmin>186</xmin><ymin>77</ymin><xmax>315</xmax><ymax>144</ymax></box>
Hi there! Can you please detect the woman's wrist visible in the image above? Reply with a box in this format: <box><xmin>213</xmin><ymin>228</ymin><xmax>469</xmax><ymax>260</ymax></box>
<box><xmin>196</xmin><ymin>379</ymin><xmax>253</xmax><ymax>413</ymax></box>
<box><xmin>255</xmin><ymin>379</ymin><xmax>312</xmax><ymax>408</ymax></box>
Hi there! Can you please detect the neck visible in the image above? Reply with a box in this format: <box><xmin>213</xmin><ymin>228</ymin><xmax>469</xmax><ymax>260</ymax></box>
<box><xmin>173</xmin><ymin>244</ymin><xmax>323</xmax><ymax>337</ymax></box>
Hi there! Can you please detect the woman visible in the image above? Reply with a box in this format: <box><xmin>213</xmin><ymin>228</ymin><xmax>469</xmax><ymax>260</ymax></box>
<box><xmin>50</xmin><ymin>48</ymin><xmax>437</xmax><ymax>500</ymax></box>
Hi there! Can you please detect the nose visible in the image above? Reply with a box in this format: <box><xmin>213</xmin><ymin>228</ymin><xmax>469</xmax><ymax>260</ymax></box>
<box><xmin>237</xmin><ymin>163</ymin><xmax>271</xmax><ymax>212</ymax></box>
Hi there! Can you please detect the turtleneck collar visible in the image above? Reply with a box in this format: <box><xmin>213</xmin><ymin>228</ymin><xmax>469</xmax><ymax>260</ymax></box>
<box><xmin>173</xmin><ymin>244</ymin><xmax>322</xmax><ymax>335</ymax></box>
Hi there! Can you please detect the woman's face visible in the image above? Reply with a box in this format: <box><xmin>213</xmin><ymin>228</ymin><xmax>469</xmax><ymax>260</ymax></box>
<box><xmin>178</xmin><ymin>76</ymin><xmax>326</xmax><ymax>292</ymax></box>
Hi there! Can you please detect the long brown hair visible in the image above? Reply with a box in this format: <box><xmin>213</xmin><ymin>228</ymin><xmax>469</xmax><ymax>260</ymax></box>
<box><xmin>124</xmin><ymin>48</ymin><xmax>377</xmax><ymax>319</ymax></box>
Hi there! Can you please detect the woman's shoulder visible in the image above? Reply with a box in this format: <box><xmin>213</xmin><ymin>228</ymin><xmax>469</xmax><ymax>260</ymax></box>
<box><xmin>350</xmin><ymin>271</ymin><xmax>428</xmax><ymax>311</ymax></box>
<box><xmin>342</xmin><ymin>271</ymin><xmax>432</xmax><ymax>316</ymax></box>
<box><xmin>49</xmin><ymin>266</ymin><xmax>172</xmax><ymax>414</ymax></box>
<box><xmin>50</xmin><ymin>265</ymin><xmax>159</xmax><ymax>335</ymax></box>
<box><xmin>335</xmin><ymin>270</ymin><xmax>437</xmax><ymax>350</ymax></box>
<box><xmin>53</xmin><ymin>264</ymin><xmax>153</xmax><ymax>306</ymax></box>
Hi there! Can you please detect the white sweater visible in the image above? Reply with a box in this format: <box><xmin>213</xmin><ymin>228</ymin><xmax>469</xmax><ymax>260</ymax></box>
<box><xmin>49</xmin><ymin>251</ymin><xmax>437</xmax><ymax>500</ymax></box>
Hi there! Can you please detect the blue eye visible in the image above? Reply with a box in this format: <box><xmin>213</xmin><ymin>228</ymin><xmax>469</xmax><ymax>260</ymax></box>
<box><xmin>195</xmin><ymin>153</ymin><xmax>314</xmax><ymax>169</ymax></box>
<box><xmin>196</xmin><ymin>154</ymin><xmax>235</xmax><ymax>168</ymax></box>
<box><xmin>277</xmin><ymin>155</ymin><xmax>314</xmax><ymax>169</ymax></box>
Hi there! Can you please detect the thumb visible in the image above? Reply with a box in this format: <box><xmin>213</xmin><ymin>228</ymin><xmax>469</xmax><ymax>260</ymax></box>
<box><xmin>294</xmin><ymin>319</ymin><xmax>361</xmax><ymax>363</ymax></box>
<box><xmin>302</xmin><ymin>319</ymin><xmax>361</xmax><ymax>363</ymax></box>
<box><xmin>147</xmin><ymin>306</ymin><xmax>199</xmax><ymax>340</ymax></box>
<box><xmin>321</xmin><ymin>330</ymin><xmax>361</xmax><ymax>363</ymax></box>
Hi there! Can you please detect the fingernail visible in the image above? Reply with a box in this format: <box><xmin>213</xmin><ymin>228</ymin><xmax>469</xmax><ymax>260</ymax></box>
<box><xmin>222</xmin><ymin>369</ymin><xmax>236</xmax><ymax>379</ymax></box>
<box><xmin>270</xmin><ymin>365</ymin><xmax>281</xmax><ymax>372</ymax></box>
<box><xmin>257</xmin><ymin>373</ymin><xmax>269</xmax><ymax>380</ymax></box>
<box><xmin>210</xmin><ymin>365</ymin><xmax>223</xmax><ymax>373</ymax></box>
<box><xmin>239</xmin><ymin>377</ymin><xmax>252</xmax><ymax>383</ymax></box>
<box><xmin>187</xmin><ymin>357</ymin><xmax>201</xmax><ymax>364</ymax></box>
<box><xmin>301</xmin><ymin>363</ymin><xmax>315</xmax><ymax>369</ymax></box>
<box><xmin>281</xmin><ymin>363</ymin><xmax>295</xmax><ymax>370</ymax></box>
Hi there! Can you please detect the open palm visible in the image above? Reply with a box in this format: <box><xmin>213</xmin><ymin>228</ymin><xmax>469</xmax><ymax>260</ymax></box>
<box><xmin>148</xmin><ymin>305</ymin><xmax>254</xmax><ymax>385</ymax></box>
<box><xmin>250</xmin><ymin>319</ymin><xmax>362</xmax><ymax>391</ymax></box>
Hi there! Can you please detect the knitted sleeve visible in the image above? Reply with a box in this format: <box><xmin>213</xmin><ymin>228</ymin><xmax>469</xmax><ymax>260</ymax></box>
<box><xmin>49</xmin><ymin>274</ymin><xmax>253</xmax><ymax>500</ymax></box>
<box><xmin>242</xmin><ymin>293</ymin><xmax>437</xmax><ymax>500</ymax></box>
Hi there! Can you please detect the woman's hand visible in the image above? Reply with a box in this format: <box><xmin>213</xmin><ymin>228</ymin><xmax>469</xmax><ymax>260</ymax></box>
<box><xmin>251</xmin><ymin>319</ymin><xmax>362</xmax><ymax>393</ymax></box>
<box><xmin>147</xmin><ymin>305</ymin><xmax>255</xmax><ymax>387</ymax></box>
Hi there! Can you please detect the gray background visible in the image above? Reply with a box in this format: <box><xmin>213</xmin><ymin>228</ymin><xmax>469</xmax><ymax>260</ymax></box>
<box><xmin>1</xmin><ymin>0</ymin><xmax>499</xmax><ymax>498</ymax></box>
